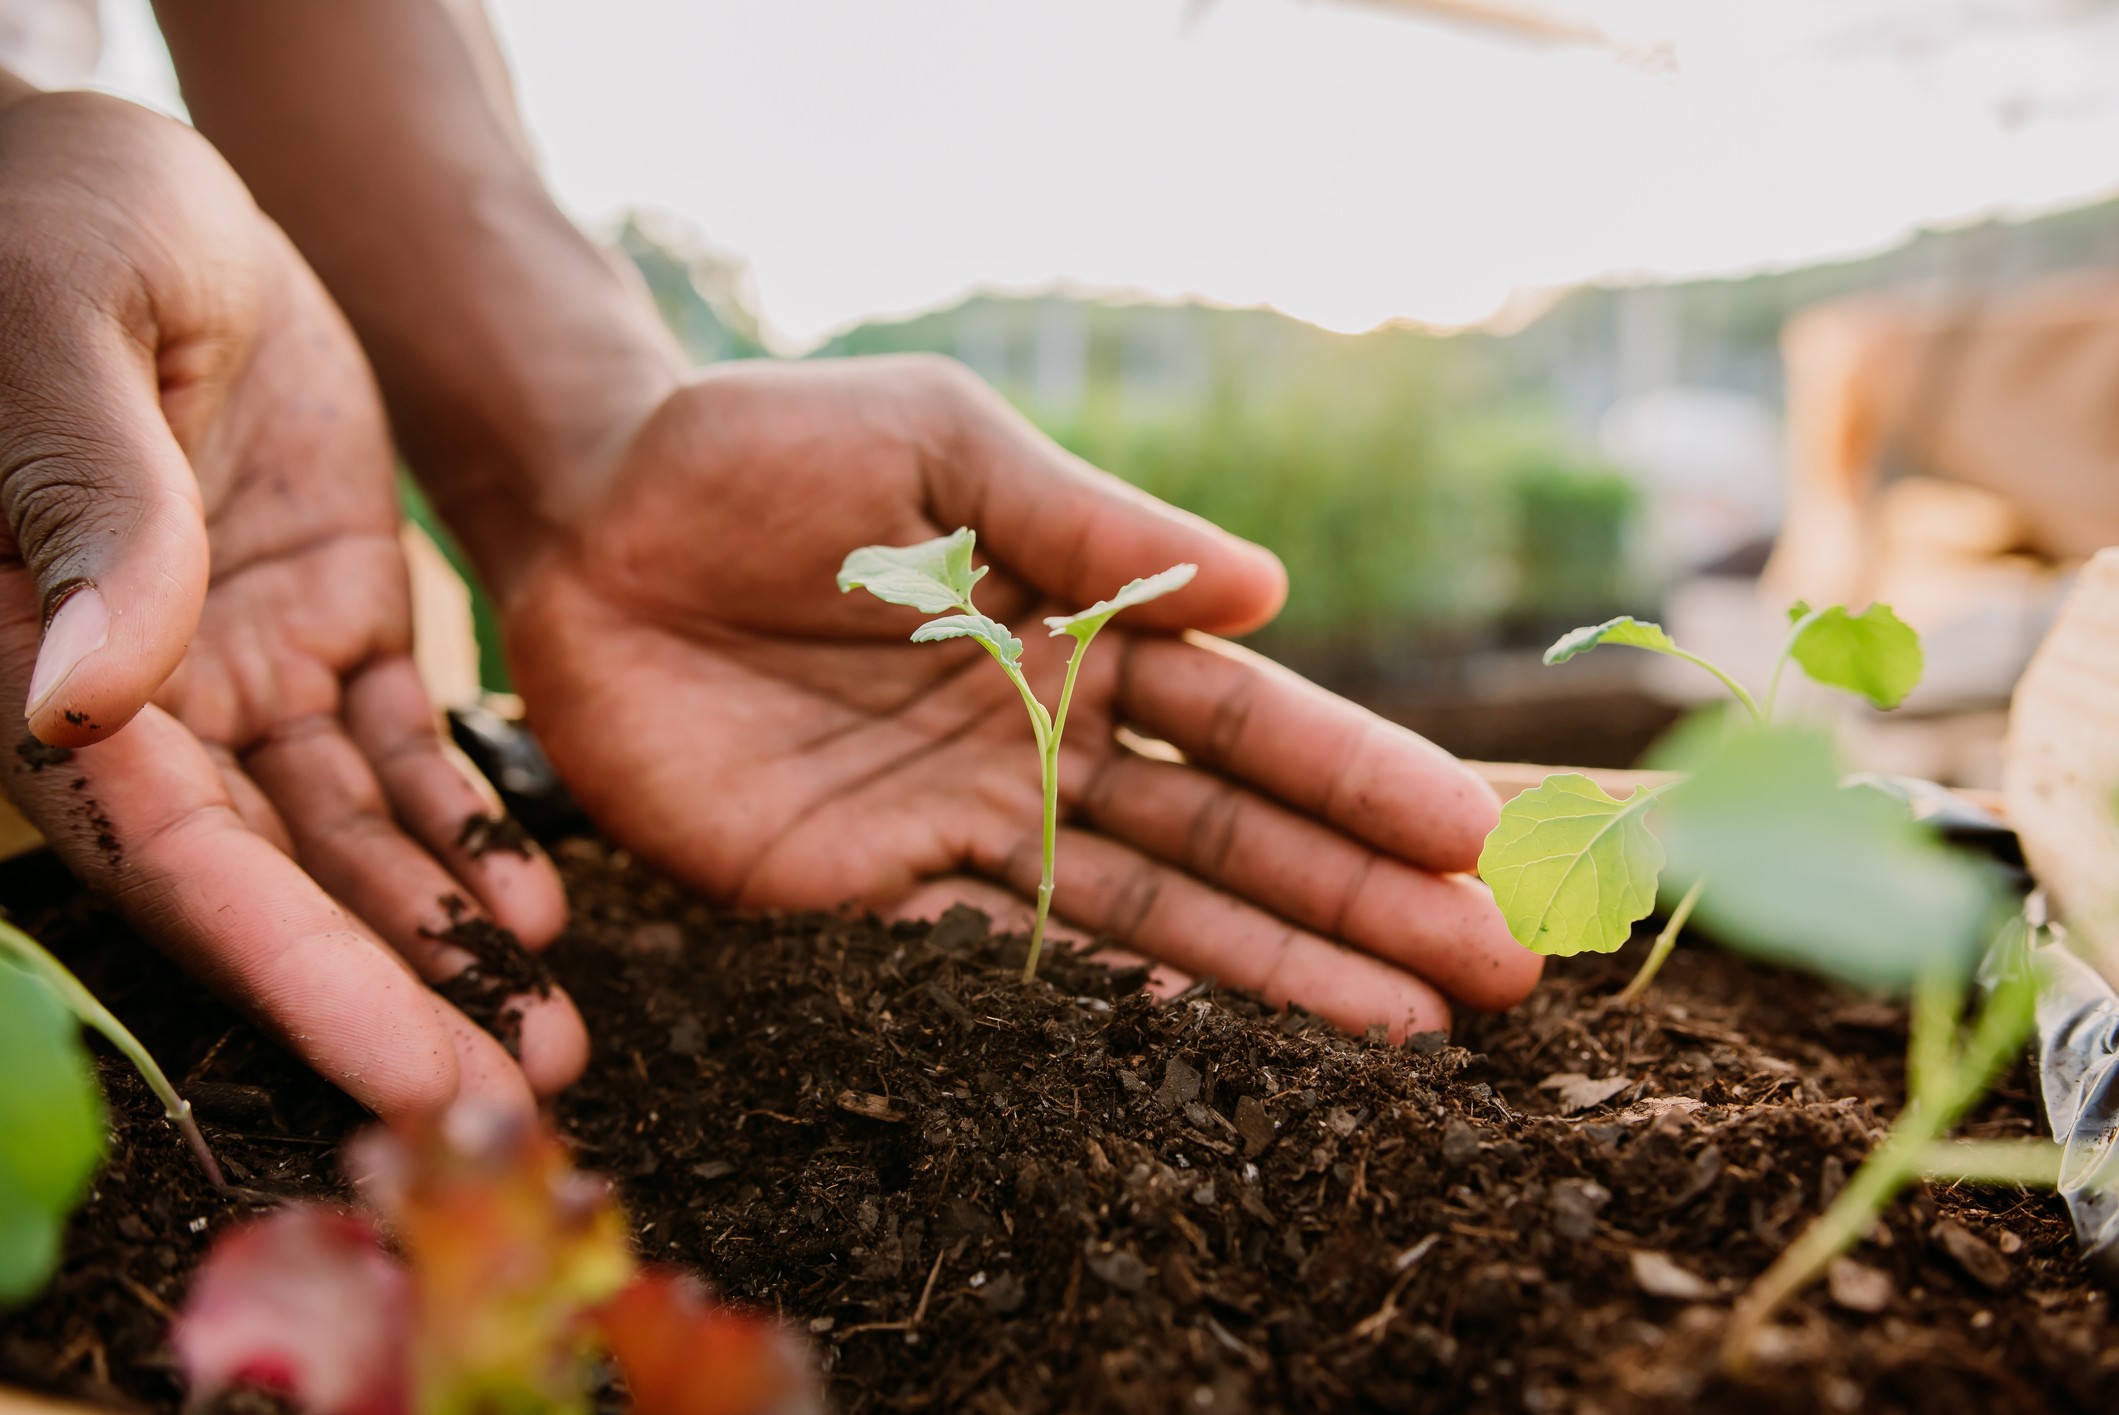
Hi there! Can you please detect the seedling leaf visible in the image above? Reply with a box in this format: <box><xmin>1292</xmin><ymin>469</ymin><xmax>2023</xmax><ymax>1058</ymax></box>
<box><xmin>836</xmin><ymin>528</ymin><xmax>986</xmax><ymax>614</ymax></box>
<box><xmin>1658</xmin><ymin>725</ymin><xmax>1996</xmax><ymax>991</ymax></box>
<box><xmin>1544</xmin><ymin>616</ymin><xmax>1680</xmax><ymax>666</ymax></box>
<box><xmin>910</xmin><ymin>612</ymin><xmax>1023</xmax><ymax>668</ymax></box>
<box><xmin>1044</xmin><ymin>564</ymin><xmax>1198</xmax><ymax>641</ymax></box>
<box><xmin>1786</xmin><ymin>601</ymin><xmax>1923</xmax><ymax>709</ymax></box>
<box><xmin>0</xmin><ymin>961</ymin><xmax>104</xmax><ymax>1306</ymax></box>
<box><xmin>1478</xmin><ymin>774</ymin><xmax>1666</xmax><ymax>957</ymax></box>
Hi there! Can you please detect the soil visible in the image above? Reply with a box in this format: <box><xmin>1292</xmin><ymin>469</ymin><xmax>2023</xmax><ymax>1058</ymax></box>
<box><xmin>1</xmin><ymin>839</ymin><xmax>2113</xmax><ymax>1415</ymax></box>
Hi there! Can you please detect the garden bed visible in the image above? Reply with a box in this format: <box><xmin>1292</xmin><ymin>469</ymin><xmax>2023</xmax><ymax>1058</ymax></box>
<box><xmin>1</xmin><ymin>839</ymin><xmax>2113</xmax><ymax>1414</ymax></box>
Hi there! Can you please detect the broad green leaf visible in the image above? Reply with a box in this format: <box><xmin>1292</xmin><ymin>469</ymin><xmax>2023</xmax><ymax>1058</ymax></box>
<box><xmin>1786</xmin><ymin>601</ymin><xmax>1923</xmax><ymax>709</ymax></box>
<box><xmin>1043</xmin><ymin>564</ymin><xmax>1198</xmax><ymax>641</ymax></box>
<box><xmin>1659</xmin><ymin>725</ymin><xmax>1997</xmax><ymax>992</ymax></box>
<box><xmin>836</xmin><ymin>528</ymin><xmax>986</xmax><ymax>615</ymax></box>
<box><xmin>910</xmin><ymin>613</ymin><xmax>1022</xmax><ymax>668</ymax></box>
<box><xmin>1478</xmin><ymin>774</ymin><xmax>1665</xmax><ymax>957</ymax></box>
<box><xmin>0</xmin><ymin>961</ymin><xmax>105</xmax><ymax>1305</ymax></box>
<box><xmin>1544</xmin><ymin>616</ymin><xmax>1682</xmax><ymax>666</ymax></box>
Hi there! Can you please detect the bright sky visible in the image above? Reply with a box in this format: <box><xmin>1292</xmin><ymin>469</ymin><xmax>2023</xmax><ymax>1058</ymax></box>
<box><xmin>91</xmin><ymin>0</ymin><xmax>2119</xmax><ymax>349</ymax></box>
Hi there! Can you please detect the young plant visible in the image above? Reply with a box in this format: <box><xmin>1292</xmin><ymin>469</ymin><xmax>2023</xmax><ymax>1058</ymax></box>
<box><xmin>0</xmin><ymin>915</ymin><xmax>228</xmax><ymax>1306</ymax></box>
<box><xmin>1642</xmin><ymin>723</ymin><xmax>2077</xmax><ymax>1370</ymax></box>
<box><xmin>0</xmin><ymin>915</ymin><xmax>225</xmax><ymax>1188</ymax></box>
<box><xmin>174</xmin><ymin>1107</ymin><xmax>816</xmax><ymax>1415</ymax></box>
<box><xmin>1476</xmin><ymin>601</ymin><xmax>1923</xmax><ymax>1000</ymax></box>
<box><xmin>838</xmin><ymin>527</ymin><xmax>1195</xmax><ymax>981</ymax></box>
<box><xmin>0</xmin><ymin>958</ymin><xmax>105</xmax><ymax>1306</ymax></box>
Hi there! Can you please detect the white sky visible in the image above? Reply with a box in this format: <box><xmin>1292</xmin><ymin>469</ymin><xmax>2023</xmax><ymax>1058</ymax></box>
<box><xmin>89</xmin><ymin>0</ymin><xmax>2119</xmax><ymax>349</ymax></box>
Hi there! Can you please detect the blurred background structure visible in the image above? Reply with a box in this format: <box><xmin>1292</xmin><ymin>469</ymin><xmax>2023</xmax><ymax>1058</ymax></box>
<box><xmin>73</xmin><ymin>0</ymin><xmax>2119</xmax><ymax>784</ymax></box>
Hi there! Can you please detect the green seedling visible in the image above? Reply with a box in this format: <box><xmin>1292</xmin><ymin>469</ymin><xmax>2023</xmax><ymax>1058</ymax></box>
<box><xmin>1648</xmin><ymin>724</ymin><xmax>2073</xmax><ymax>1371</ymax></box>
<box><xmin>0</xmin><ymin>959</ymin><xmax>104</xmax><ymax>1305</ymax></box>
<box><xmin>0</xmin><ymin>917</ymin><xmax>224</xmax><ymax>1190</ymax></box>
<box><xmin>838</xmin><ymin>528</ymin><xmax>1195</xmax><ymax>982</ymax></box>
<box><xmin>1477</xmin><ymin>601</ymin><xmax>1922</xmax><ymax>1000</ymax></box>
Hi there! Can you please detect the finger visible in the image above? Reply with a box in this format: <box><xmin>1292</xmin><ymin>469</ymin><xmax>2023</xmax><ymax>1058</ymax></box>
<box><xmin>342</xmin><ymin>657</ymin><xmax>566</xmax><ymax>948</ymax></box>
<box><xmin>1116</xmin><ymin>633</ymin><xmax>1501</xmax><ymax>874</ymax></box>
<box><xmin>990</xmin><ymin>827</ymin><xmax>1451</xmax><ymax>1039</ymax></box>
<box><xmin>1078</xmin><ymin>752</ymin><xmax>1540</xmax><ymax>1011</ymax></box>
<box><xmin>0</xmin><ymin>308</ymin><xmax>212</xmax><ymax>748</ymax></box>
<box><xmin>914</xmin><ymin>357</ymin><xmax>1288</xmax><ymax>634</ymax></box>
<box><xmin>0</xmin><ymin>697</ymin><xmax>466</xmax><ymax>1121</ymax></box>
<box><xmin>886</xmin><ymin>874</ymin><xmax>1194</xmax><ymax>996</ymax></box>
<box><xmin>435</xmin><ymin>999</ymin><xmax>539</xmax><ymax>1121</ymax></box>
<box><xmin>199</xmin><ymin>742</ymin><xmax>295</xmax><ymax>855</ymax></box>
<box><xmin>242</xmin><ymin>714</ymin><xmax>587</xmax><ymax>1097</ymax></box>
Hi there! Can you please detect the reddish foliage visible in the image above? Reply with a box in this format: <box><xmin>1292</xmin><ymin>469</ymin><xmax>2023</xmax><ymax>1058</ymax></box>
<box><xmin>171</xmin><ymin>1207</ymin><xmax>411</xmax><ymax>1415</ymax></box>
<box><xmin>596</xmin><ymin>1271</ymin><xmax>818</xmax><ymax>1415</ymax></box>
<box><xmin>173</xmin><ymin>1108</ymin><xmax>815</xmax><ymax>1415</ymax></box>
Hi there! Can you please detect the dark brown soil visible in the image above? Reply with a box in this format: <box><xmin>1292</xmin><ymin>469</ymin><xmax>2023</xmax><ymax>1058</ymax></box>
<box><xmin>426</xmin><ymin>892</ymin><xmax>555</xmax><ymax>1057</ymax></box>
<box><xmin>457</xmin><ymin>812</ymin><xmax>536</xmax><ymax>860</ymax></box>
<box><xmin>2</xmin><ymin>840</ymin><xmax>2113</xmax><ymax>1415</ymax></box>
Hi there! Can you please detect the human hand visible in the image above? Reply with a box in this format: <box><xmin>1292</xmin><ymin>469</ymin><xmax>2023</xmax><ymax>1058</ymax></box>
<box><xmin>500</xmin><ymin>356</ymin><xmax>1539</xmax><ymax>1038</ymax></box>
<box><xmin>0</xmin><ymin>90</ymin><xmax>585</xmax><ymax>1117</ymax></box>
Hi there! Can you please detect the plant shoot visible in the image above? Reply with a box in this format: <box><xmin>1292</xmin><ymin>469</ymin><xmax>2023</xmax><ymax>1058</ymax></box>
<box><xmin>0</xmin><ymin>917</ymin><xmax>223</xmax><ymax>1186</ymax></box>
<box><xmin>838</xmin><ymin>527</ymin><xmax>1194</xmax><ymax>981</ymax></box>
<box><xmin>1478</xmin><ymin>601</ymin><xmax>1923</xmax><ymax>998</ymax></box>
<box><xmin>0</xmin><ymin>959</ymin><xmax>105</xmax><ymax>1306</ymax></box>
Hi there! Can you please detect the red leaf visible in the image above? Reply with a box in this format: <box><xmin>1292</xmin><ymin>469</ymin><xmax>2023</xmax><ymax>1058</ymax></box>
<box><xmin>173</xmin><ymin>1206</ymin><xmax>412</xmax><ymax>1415</ymax></box>
<box><xmin>596</xmin><ymin>1271</ymin><xmax>819</xmax><ymax>1415</ymax></box>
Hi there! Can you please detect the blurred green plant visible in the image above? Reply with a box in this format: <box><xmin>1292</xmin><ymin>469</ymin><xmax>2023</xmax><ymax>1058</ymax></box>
<box><xmin>0</xmin><ymin>959</ymin><xmax>104</xmax><ymax>1305</ymax></box>
<box><xmin>1479</xmin><ymin>603</ymin><xmax>1926</xmax><ymax>999</ymax></box>
<box><xmin>1046</xmin><ymin>391</ymin><xmax>1631</xmax><ymax>639</ymax></box>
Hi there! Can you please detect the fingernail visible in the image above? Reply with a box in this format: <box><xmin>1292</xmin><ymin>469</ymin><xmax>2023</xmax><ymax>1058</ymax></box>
<box><xmin>26</xmin><ymin>587</ymin><xmax>109</xmax><ymax>720</ymax></box>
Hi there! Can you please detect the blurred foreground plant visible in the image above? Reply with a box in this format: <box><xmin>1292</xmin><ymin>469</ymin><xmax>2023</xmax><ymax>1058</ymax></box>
<box><xmin>1473</xmin><ymin>603</ymin><xmax>2104</xmax><ymax>1368</ymax></box>
<box><xmin>1477</xmin><ymin>602</ymin><xmax>1925</xmax><ymax>999</ymax></box>
<box><xmin>174</xmin><ymin>1108</ymin><xmax>815</xmax><ymax>1415</ymax></box>
<box><xmin>1</xmin><ymin>915</ymin><xmax>227</xmax><ymax>1306</ymax></box>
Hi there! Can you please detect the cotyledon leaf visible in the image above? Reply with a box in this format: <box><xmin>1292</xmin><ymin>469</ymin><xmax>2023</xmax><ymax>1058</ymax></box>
<box><xmin>1044</xmin><ymin>564</ymin><xmax>1198</xmax><ymax>641</ymax></box>
<box><xmin>910</xmin><ymin>613</ymin><xmax>1023</xmax><ymax>668</ymax></box>
<box><xmin>1543</xmin><ymin>616</ymin><xmax>1681</xmax><ymax>666</ymax></box>
<box><xmin>1478</xmin><ymin>774</ymin><xmax>1666</xmax><ymax>957</ymax></box>
<box><xmin>836</xmin><ymin>527</ymin><xmax>987</xmax><ymax>615</ymax></box>
<box><xmin>1786</xmin><ymin>601</ymin><xmax>1924</xmax><ymax>710</ymax></box>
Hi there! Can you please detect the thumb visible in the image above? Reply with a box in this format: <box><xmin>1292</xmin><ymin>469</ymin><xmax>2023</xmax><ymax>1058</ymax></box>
<box><xmin>0</xmin><ymin>312</ymin><xmax>211</xmax><ymax>746</ymax></box>
<box><xmin>920</xmin><ymin>359</ymin><xmax>1289</xmax><ymax>634</ymax></box>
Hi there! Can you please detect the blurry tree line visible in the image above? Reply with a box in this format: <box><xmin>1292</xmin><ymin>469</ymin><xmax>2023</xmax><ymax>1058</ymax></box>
<box><xmin>612</xmin><ymin>194</ymin><xmax>2119</xmax><ymax>654</ymax></box>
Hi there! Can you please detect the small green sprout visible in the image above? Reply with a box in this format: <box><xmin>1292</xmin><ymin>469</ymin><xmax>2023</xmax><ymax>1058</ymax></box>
<box><xmin>1651</xmin><ymin>724</ymin><xmax>2061</xmax><ymax>1372</ymax></box>
<box><xmin>0</xmin><ymin>918</ymin><xmax>224</xmax><ymax>1189</ymax></box>
<box><xmin>1477</xmin><ymin>601</ymin><xmax>1923</xmax><ymax>1000</ymax></box>
<box><xmin>838</xmin><ymin>528</ymin><xmax>1195</xmax><ymax>982</ymax></box>
<box><xmin>0</xmin><ymin>959</ymin><xmax>104</xmax><ymax>1305</ymax></box>
<box><xmin>1482</xmin><ymin>606</ymin><xmax>2082</xmax><ymax>1363</ymax></box>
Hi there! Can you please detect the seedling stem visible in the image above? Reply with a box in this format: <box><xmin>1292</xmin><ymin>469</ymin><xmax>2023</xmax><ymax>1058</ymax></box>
<box><xmin>837</xmin><ymin>530</ymin><xmax>1194</xmax><ymax>984</ymax></box>
<box><xmin>1721</xmin><ymin>956</ymin><xmax>2036</xmax><ymax>1370</ymax></box>
<box><xmin>1616</xmin><ymin>876</ymin><xmax>1702</xmax><ymax>1005</ymax></box>
<box><xmin>0</xmin><ymin>917</ymin><xmax>225</xmax><ymax>1188</ymax></box>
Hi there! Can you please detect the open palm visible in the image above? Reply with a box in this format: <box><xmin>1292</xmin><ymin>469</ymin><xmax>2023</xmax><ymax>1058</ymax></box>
<box><xmin>0</xmin><ymin>92</ymin><xmax>581</xmax><ymax>1118</ymax></box>
<box><xmin>505</xmin><ymin>358</ymin><xmax>1539</xmax><ymax>1037</ymax></box>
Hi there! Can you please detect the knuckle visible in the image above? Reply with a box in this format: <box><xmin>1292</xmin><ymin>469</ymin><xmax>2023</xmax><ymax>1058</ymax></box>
<box><xmin>1107</xmin><ymin>861</ymin><xmax>1162</xmax><ymax>939</ymax></box>
<box><xmin>1204</xmin><ymin>672</ymin><xmax>1257</xmax><ymax>765</ymax></box>
<box><xmin>1184</xmin><ymin>782</ymin><xmax>1243</xmax><ymax>878</ymax></box>
<box><xmin>0</xmin><ymin>434</ymin><xmax>141</xmax><ymax>590</ymax></box>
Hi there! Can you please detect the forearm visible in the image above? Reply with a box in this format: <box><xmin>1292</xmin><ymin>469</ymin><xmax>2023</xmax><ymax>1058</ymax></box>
<box><xmin>151</xmin><ymin>0</ymin><xmax>684</xmax><ymax>591</ymax></box>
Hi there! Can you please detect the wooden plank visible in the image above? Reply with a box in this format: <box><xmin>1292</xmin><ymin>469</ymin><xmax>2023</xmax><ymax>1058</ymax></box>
<box><xmin>1464</xmin><ymin>759</ymin><xmax>2003</xmax><ymax>819</ymax></box>
<box><xmin>2005</xmin><ymin>547</ymin><xmax>2119</xmax><ymax>973</ymax></box>
<box><xmin>0</xmin><ymin>1388</ymin><xmax>108</xmax><ymax>1415</ymax></box>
